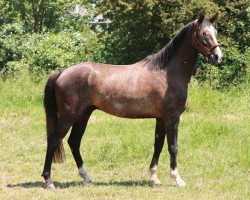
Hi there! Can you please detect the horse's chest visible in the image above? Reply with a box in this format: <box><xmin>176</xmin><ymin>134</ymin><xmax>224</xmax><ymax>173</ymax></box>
<box><xmin>164</xmin><ymin>88</ymin><xmax>188</xmax><ymax>113</ymax></box>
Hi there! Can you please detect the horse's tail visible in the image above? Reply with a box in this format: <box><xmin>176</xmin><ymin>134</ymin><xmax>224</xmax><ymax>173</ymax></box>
<box><xmin>44</xmin><ymin>71</ymin><xmax>65</xmax><ymax>163</ymax></box>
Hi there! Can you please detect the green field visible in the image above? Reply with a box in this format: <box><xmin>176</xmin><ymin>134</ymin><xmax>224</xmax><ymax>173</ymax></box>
<box><xmin>0</xmin><ymin>73</ymin><xmax>249</xmax><ymax>200</ymax></box>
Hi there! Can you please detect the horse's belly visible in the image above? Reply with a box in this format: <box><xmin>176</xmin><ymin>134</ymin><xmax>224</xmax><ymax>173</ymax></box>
<box><xmin>93</xmin><ymin>96</ymin><xmax>163</xmax><ymax>118</ymax></box>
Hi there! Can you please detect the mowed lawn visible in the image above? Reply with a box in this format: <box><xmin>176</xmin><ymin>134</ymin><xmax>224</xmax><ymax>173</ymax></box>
<box><xmin>0</xmin><ymin>73</ymin><xmax>249</xmax><ymax>200</ymax></box>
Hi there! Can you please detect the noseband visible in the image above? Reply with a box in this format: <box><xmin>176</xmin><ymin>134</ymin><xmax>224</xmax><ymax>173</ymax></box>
<box><xmin>193</xmin><ymin>22</ymin><xmax>221</xmax><ymax>57</ymax></box>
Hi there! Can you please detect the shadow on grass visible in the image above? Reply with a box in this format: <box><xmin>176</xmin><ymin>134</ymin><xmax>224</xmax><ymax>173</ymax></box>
<box><xmin>7</xmin><ymin>181</ymin><xmax>83</xmax><ymax>189</ymax></box>
<box><xmin>95</xmin><ymin>180</ymin><xmax>153</xmax><ymax>187</ymax></box>
<box><xmin>7</xmin><ymin>180</ymin><xmax>156</xmax><ymax>189</ymax></box>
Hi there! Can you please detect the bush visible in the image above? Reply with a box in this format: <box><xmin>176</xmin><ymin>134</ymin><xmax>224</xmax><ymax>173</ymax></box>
<box><xmin>0</xmin><ymin>24</ymin><xmax>101</xmax><ymax>80</ymax></box>
<box><xmin>22</xmin><ymin>30</ymin><xmax>98</xmax><ymax>72</ymax></box>
<box><xmin>0</xmin><ymin>22</ymin><xmax>24</xmax><ymax>70</ymax></box>
<box><xmin>195</xmin><ymin>46</ymin><xmax>248</xmax><ymax>90</ymax></box>
<box><xmin>1</xmin><ymin>61</ymin><xmax>28</xmax><ymax>80</ymax></box>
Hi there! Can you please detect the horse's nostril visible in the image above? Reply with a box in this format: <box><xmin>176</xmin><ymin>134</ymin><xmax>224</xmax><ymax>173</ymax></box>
<box><xmin>215</xmin><ymin>54</ymin><xmax>218</xmax><ymax>60</ymax></box>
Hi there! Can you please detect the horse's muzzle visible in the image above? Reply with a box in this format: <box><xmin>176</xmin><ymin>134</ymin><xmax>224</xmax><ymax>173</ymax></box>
<box><xmin>209</xmin><ymin>46</ymin><xmax>222</xmax><ymax>65</ymax></box>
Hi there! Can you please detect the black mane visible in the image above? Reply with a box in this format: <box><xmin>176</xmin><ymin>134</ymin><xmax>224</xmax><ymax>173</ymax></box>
<box><xmin>144</xmin><ymin>22</ymin><xmax>194</xmax><ymax>70</ymax></box>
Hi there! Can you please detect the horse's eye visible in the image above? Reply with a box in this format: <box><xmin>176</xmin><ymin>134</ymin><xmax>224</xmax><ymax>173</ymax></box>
<box><xmin>203</xmin><ymin>32</ymin><xmax>208</xmax><ymax>36</ymax></box>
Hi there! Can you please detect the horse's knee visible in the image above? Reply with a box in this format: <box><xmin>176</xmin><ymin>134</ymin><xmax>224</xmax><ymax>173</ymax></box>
<box><xmin>168</xmin><ymin>145</ymin><xmax>178</xmax><ymax>155</ymax></box>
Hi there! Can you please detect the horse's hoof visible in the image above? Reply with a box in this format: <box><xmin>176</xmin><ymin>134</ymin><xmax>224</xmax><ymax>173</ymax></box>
<box><xmin>175</xmin><ymin>177</ymin><xmax>186</xmax><ymax>187</ymax></box>
<box><xmin>44</xmin><ymin>183</ymin><xmax>56</xmax><ymax>189</ymax></box>
<box><xmin>153</xmin><ymin>181</ymin><xmax>162</xmax><ymax>186</ymax></box>
<box><xmin>174</xmin><ymin>176</ymin><xmax>186</xmax><ymax>187</ymax></box>
<box><xmin>44</xmin><ymin>179</ymin><xmax>56</xmax><ymax>189</ymax></box>
<box><xmin>170</xmin><ymin>169</ymin><xmax>186</xmax><ymax>187</ymax></box>
<box><xmin>150</xmin><ymin>178</ymin><xmax>162</xmax><ymax>186</ymax></box>
<box><xmin>84</xmin><ymin>181</ymin><xmax>93</xmax><ymax>187</ymax></box>
<box><xmin>83</xmin><ymin>177</ymin><xmax>94</xmax><ymax>186</ymax></box>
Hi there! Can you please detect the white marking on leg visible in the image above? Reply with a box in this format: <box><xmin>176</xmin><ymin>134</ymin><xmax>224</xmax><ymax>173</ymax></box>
<box><xmin>46</xmin><ymin>183</ymin><xmax>55</xmax><ymax>189</ymax></box>
<box><xmin>79</xmin><ymin>164</ymin><xmax>93</xmax><ymax>185</ymax></box>
<box><xmin>170</xmin><ymin>168</ymin><xmax>186</xmax><ymax>187</ymax></box>
<box><xmin>44</xmin><ymin>179</ymin><xmax>55</xmax><ymax>189</ymax></box>
<box><xmin>149</xmin><ymin>166</ymin><xmax>161</xmax><ymax>185</ymax></box>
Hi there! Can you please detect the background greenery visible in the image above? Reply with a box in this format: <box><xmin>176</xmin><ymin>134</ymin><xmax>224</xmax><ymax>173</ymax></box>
<box><xmin>0</xmin><ymin>0</ymin><xmax>249</xmax><ymax>89</ymax></box>
<box><xmin>0</xmin><ymin>1</ymin><xmax>249</xmax><ymax>199</ymax></box>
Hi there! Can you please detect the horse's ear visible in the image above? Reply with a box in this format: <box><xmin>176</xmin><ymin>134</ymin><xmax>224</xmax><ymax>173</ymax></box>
<box><xmin>197</xmin><ymin>14</ymin><xmax>205</xmax><ymax>25</ymax></box>
<box><xmin>209</xmin><ymin>13</ymin><xmax>218</xmax><ymax>23</ymax></box>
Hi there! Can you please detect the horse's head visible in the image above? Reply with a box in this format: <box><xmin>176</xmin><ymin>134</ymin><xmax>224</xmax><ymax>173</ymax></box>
<box><xmin>193</xmin><ymin>14</ymin><xmax>222</xmax><ymax>65</ymax></box>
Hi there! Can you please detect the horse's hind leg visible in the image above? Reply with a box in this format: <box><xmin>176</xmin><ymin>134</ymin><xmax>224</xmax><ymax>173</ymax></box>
<box><xmin>68</xmin><ymin>106</ymin><xmax>95</xmax><ymax>185</ymax></box>
<box><xmin>149</xmin><ymin>119</ymin><xmax>165</xmax><ymax>185</ymax></box>
<box><xmin>42</xmin><ymin>119</ymin><xmax>72</xmax><ymax>189</ymax></box>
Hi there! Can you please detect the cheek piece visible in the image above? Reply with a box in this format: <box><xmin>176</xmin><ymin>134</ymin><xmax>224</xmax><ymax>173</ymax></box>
<box><xmin>193</xmin><ymin>23</ymin><xmax>221</xmax><ymax>62</ymax></box>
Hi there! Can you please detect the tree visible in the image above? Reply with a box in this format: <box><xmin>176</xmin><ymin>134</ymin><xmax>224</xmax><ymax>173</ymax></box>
<box><xmin>0</xmin><ymin>0</ymin><xmax>99</xmax><ymax>72</ymax></box>
<box><xmin>215</xmin><ymin>0</ymin><xmax>250</xmax><ymax>52</ymax></box>
<box><xmin>94</xmin><ymin>0</ymin><xmax>219</xmax><ymax>64</ymax></box>
<box><xmin>0</xmin><ymin>0</ymin><xmax>89</xmax><ymax>32</ymax></box>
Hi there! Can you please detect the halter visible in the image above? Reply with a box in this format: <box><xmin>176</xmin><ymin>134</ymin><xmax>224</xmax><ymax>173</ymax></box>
<box><xmin>193</xmin><ymin>22</ymin><xmax>221</xmax><ymax>58</ymax></box>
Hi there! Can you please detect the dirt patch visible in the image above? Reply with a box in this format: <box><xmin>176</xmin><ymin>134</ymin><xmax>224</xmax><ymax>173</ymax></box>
<box><xmin>222</xmin><ymin>114</ymin><xmax>239</xmax><ymax>121</ymax></box>
<box><xmin>0</xmin><ymin>118</ymin><xmax>12</xmax><ymax>127</ymax></box>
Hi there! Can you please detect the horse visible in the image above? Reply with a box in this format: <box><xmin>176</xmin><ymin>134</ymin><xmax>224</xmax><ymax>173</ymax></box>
<box><xmin>41</xmin><ymin>14</ymin><xmax>222</xmax><ymax>189</ymax></box>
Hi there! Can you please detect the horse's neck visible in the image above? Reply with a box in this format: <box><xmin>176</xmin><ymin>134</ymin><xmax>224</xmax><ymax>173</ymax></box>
<box><xmin>167</xmin><ymin>35</ymin><xmax>198</xmax><ymax>85</ymax></box>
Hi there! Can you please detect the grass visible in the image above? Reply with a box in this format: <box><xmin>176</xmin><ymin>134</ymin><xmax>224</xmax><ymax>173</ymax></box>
<box><xmin>0</xmin><ymin>72</ymin><xmax>249</xmax><ymax>199</ymax></box>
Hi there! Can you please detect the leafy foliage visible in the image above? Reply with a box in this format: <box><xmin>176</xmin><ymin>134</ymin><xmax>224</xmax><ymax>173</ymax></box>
<box><xmin>215</xmin><ymin>0</ymin><xmax>250</xmax><ymax>51</ymax></box>
<box><xmin>1</xmin><ymin>0</ymin><xmax>69</xmax><ymax>32</ymax></box>
<box><xmin>195</xmin><ymin>46</ymin><xmax>248</xmax><ymax>89</ymax></box>
<box><xmin>95</xmin><ymin>0</ymin><xmax>220</xmax><ymax>64</ymax></box>
<box><xmin>0</xmin><ymin>22</ymin><xmax>100</xmax><ymax>80</ymax></box>
<box><xmin>0</xmin><ymin>22</ymin><xmax>24</xmax><ymax>70</ymax></box>
<box><xmin>0</xmin><ymin>0</ymin><xmax>249</xmax><ymax>89</ymax></box>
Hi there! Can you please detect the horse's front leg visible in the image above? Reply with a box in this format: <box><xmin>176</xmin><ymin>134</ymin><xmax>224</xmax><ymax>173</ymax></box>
<box><xmin>149</xmin><ymin>119</ymin><xmax>165</xmax><ymax>185</ymax></box>
<box><xmin>165</xmin><ymin>115</ymin><xmax>186</xmax><ymax>187</ymax></box>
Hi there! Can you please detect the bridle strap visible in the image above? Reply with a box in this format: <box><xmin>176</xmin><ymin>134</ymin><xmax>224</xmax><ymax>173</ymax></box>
<box><xmin>193</xmin><ymin>22</ymin><xmax>221</xmax><ymax>57</ymax></box>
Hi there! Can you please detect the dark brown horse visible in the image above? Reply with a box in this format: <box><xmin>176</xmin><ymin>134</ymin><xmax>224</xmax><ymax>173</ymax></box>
<box><xmin>42</xmin><ymin>15</ymin><xmax>222</xmax><ymax>189</ymax></box>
